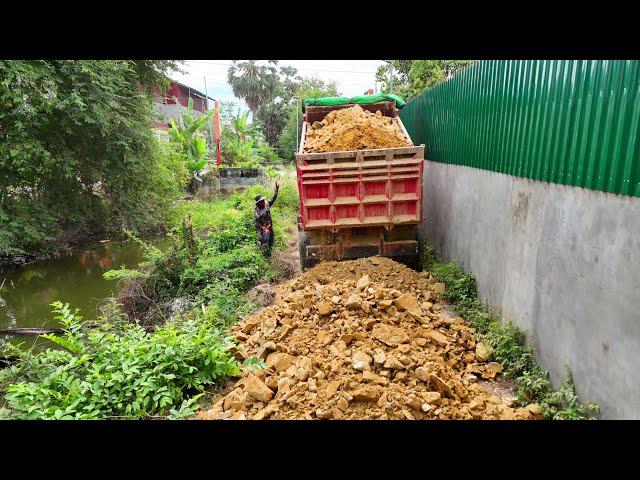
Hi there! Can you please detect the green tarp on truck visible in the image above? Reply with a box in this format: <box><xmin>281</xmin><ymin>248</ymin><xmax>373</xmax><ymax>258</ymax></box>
<box><xmin>302</xmin><ymin>94</ymin><xmax>406</xmax><ymax>112</ymax></box>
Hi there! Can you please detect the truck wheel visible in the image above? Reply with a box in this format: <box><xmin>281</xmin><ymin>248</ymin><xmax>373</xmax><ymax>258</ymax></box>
<box><xmin>406</xmin><ymin>226</ymin><xmax>424</xmax><ymax>271</ymax></box>
<box><xmin>298</xmin><ymin>230</ymin><xmax>311</xmax><ymax>270</ymax></box>
<box><xmin>415</xmin><ymin>226</ymin><xmax>425</xmax><ymax>272</ymax></box>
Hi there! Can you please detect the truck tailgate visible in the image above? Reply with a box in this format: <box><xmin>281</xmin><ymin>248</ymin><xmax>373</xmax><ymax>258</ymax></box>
<box><xmin>296</xmin><ymin>145</ymin><xmax>425</xmax><ymax>229</ymax></box>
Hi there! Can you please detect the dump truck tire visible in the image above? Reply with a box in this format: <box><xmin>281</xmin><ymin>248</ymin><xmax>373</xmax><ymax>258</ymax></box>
<box><xmin>406</xmin><ymin>226</ymin><xmax>424</xmax><ymax>271</ymax></box>
<box><xmin>298</xmin><ymin>229</ymin><xmax>311</xmax><ymax>271</ymax></box>
<box><xmin>415</xmin><ymin>226</ymin><xmax>425</xmax><ymax>271</ymax></box>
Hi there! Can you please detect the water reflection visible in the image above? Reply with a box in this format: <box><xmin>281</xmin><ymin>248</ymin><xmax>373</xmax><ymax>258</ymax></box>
<box><xmin>0</xmin><ymin>239</ymin><xmax>167</xmax><ymax>342</ymax></box>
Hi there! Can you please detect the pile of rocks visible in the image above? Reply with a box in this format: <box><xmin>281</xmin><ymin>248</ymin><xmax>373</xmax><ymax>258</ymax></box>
<box><xmin>196</xmin><ymin>257</ymin><xmax>542</xmax><ymax>420</ymax></box>
<box><xmin>302</xmin><ymin>105</ymin><xmax>412</xmax><ymax>153</ymax></box>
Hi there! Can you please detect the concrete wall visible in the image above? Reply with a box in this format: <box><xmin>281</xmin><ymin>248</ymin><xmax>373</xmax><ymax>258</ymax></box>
<box><xmin>422</xmin><ymin>161</ymin><xmax>640</xmax><ymax>419</ymax></box>
<box><xmin>194</xmin><ymin>168</ymin><xmax>265</xmax><ymax>200</ymax></box>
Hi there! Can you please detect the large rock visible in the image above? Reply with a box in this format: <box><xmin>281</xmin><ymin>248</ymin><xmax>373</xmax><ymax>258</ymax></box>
<box><xmin>352</xmin><ymin>350</ymin><xmax>372</xmax><ymax>371</ymax></box>
<box><xmin>475</xmin><ymin>342</ymin><xmax>493</xmax><ymax>361</ymax></box>
<box><xmin>243</xmin><ymin>374</ymin><xmax>274</xmax><ymax>402</ymax></box>
<box><xmin>346</xmin><ymin>294</ymin><xmax>362</xmax><ymax>310</ymax></box>
<box><xmin>414</xmin><ymin>366</ymin><xmax>430</xmax><ymax>382</ymax></box>
<box><xmin>373</xmin><ymin>349</ymin><xmax>386</xmax><ymax>365</ymax></box>
<box><xmin>393</xmin><ymin>293</ymin><xmax>422</xmax><ymax>316</ymax></box>
<box><xmin>428</xmin><ymin>374</ymin><xmax>453</xmax><ymax>398</ymax></box>
<box><xmin>425</xmin><ymin>330</ymin><xmax>449</xmax><ymax>346</ymax></box>
<box><xmin>378</xmin><ymin>299</ymin><xmax>393</xmax><ymax>308</ymax></box>
<box><xmin>362</xmin><ymin>370</ymin><xmax>388</xmax><ymax>385</ymax></box>
<box><xmin>405</xmin><ymin>393</ymin><xmax>422</xmax><ymax>411</ymax></box>
<box><xmin>372</xmin><ymin>323</ymin><xmax>409</xmax><ymax>346</ymax></box>
<box><xmin>326</xmin><ymin>380</ymin><xmax>341</xmax><ymax>399</ymax></box>
<box><xmin>422</xmin><ymin>391</ymin><xmax>442</xmax><ymax>405</ymax></box>
<box><xmin>317</xmin><ymin>301</ymin><xmax>334</xmax><ymax>316</ymax></box>
<box><xmin>253</xmin><ymin>404</ymin><xmax>277</xmax><ymax>420</ymax></box>
<box><xmin>266</xmin><ymin>352</ymin><xmax>295</xmax><ymax>372</ymax></box>
<box><xmin>524</xmin><ymin>403</ymin><xmax>544</xmax><ymax>420</ymax></box>
<box><xmin>356</xmin><ymin>275</ymin><xmax>370</xmax><ymax>290</ymax></box>
<box><xmin>350</xmin><ymin>387</ymin><xmax>380</xmax><ymax>402</ymax></box>
<box><xmin>336</xmin><ymin>397</ymin><xmax>350</xmax><ymax>412</ymax></box>
<box><xmin>384</xmin><ymin>355</ymin><xmax>406</xmax><ymax>370</ymax></box>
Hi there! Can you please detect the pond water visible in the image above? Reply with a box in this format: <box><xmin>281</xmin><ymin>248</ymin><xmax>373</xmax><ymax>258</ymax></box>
<box><xmin>0</xmin><ymin>239</ymin><xmax>167</xmax><ymax>349</ymax></box>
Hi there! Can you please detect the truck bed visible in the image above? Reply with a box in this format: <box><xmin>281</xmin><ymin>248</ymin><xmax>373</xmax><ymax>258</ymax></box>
<box><xmin>295</xmin><ymin>102</ymin><xmax>425</xmax><ymax>230</ymax></box>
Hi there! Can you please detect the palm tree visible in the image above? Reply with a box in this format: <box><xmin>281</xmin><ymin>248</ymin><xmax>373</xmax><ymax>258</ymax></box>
<box><xmin>227</xmin><ymin>61</ymin><xmax>281</xmax><ymax>122</ymax></box>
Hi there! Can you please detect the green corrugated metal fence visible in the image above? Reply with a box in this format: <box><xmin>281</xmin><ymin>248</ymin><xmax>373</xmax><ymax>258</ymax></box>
<box><xmin>400</xmin><ymin>60</ymin><xmax>640</xmax><ymax>197</ymax></box>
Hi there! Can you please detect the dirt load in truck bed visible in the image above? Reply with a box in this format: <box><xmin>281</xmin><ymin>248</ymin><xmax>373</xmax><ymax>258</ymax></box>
<box><xmin>196</xmin><ymin>257</ymin><xmax>542</xmax><ymax>420</ymax></box>
<box><xmin>303</xmin><ymin>105</ymin><xmax>413</xmax><ymax>153</ymax></box>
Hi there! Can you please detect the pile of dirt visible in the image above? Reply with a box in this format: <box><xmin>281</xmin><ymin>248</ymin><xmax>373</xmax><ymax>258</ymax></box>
<box><xmin>196</xmin><ymin>257</ymin><xmax>543</xmax><ymax>420</ymax></box>
<box><xmin>302</xmin><ymin>105</ymin><xmax>413</xmax><ymax>153</ymax></box>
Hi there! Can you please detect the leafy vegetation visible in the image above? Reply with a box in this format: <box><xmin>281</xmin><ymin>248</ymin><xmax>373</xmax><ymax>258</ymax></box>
<box><xmin>167</xmin><ymin>97</ymin><xmax>215</xmax><ymax>191</ymax></box>
<box><xmin>277</xmin><ymin>77</ymin><xmax>340</xmax><ymax>161</ymax></box>
<box><xmin>376</xmin><ymin>60</ymin><xmax>473</xmax><ymax>101</ymax></box>
<box><xmin>112</xmin><ymin>171</ymin><xmax>299</xmax><ymax>326</ymax></box>
<box><xmin>0</xmin><ymin>60</ymin><xmax>186</xmax><ymax>259</ymax></box>
<box><xmin>423</xmin><ymin>246</ymin><xmax>600</xmax><ymax>420</ymax></box>
<box><xmin>219</xmin><ymin>108</ymin><xmax>261</xmax><ymax>167</ymax></box>
<box><xmin>0</xmin><ymin>301</ymin><xmax>240</xmax><ymax>419</ymax></box>
<box><xmin>227</xmin><ymin>61</ymin><xmax>342</xmax><ymax>153</ymax></box>
<box><xmin>0</xmin><ymin>170</ymin><xmax>300</xmax><ymax>419</ymax></box>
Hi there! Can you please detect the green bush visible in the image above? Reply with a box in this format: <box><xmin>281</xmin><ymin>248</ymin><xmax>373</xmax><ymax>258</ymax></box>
<box><xmin>423</xmin><ymin>246</ymin><xmax>600</xmax><ymax>420</ymax></box>
<box><xmin>0</xmin><ymin>301</ymin><xmax>240</xmax><ymax>419</ymax></box>
<box><xmin>0</xmin><ymin>60</ymin><xmax>184</xmax><ymax>259</ymax></box>
<box><xmin>119</xmin><ymin>178</ymin><xmax>298</xmax><ymax>324</ymax></box>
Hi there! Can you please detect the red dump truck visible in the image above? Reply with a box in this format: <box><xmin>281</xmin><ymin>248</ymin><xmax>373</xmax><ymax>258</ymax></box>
<box><xmin>295</xmin><ymin>101</ymin><xmax>426</xmax><ymax>270</ymax></box>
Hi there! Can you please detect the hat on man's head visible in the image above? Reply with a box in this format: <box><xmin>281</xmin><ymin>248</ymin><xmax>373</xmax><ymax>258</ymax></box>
<box><xmin>255</xmin><ymin>195</ymin><xmax>266</xmax><ymax>204</ymax></box>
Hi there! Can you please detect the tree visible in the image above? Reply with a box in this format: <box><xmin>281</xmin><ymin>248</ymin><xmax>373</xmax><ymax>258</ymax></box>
<box><xmin>220</xmin><ymin>108</ymin><xmax>264</xmax><ymax>167</ymax></box>
<box><xmin>376</xmin><ymin>60</ymin><xmax>473</xmax><ymax>100</ymax></box>
<box><xmin>227</xmin><ymin>61</ymin><xmax>281</xmax><ymax>122</ymax></box>
<box><xmin>257</xmin><ymin>100</ymin><xmax>290</xmax><ymax>146</ymax></box>
<box><xmin>0</xmin><ymin>60</ymin><xmax>186</xmax><ymax>257</ymax></box>
<box><xmin>227</xmin><ymin>61</ymin><xmax>302</xmax><ymax>147</ymax></box>
<box><xmin>277</xmin><ymin>77</ymin><xmax>340</xmax><ymax>161</ymax></box>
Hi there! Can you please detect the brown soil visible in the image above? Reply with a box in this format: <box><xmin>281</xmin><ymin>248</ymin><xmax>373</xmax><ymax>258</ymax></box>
<box><xmin>270</xmin><ymin>227</ymin><xmax>301</xmax><ymax>280</ymax></box>
<box><xmin>303</xmin><ymin>105</ymin><xmax>412</xmax><ymax>153</ymax></box>
<box><xmin>247</xmin><ymin>283</ymin><xmax>277</xmax><ymax>309</ymax></box>
<box><xmin>196</xmin><ymin>257</ymin><xmax>543</xmax><ymax>420</ymax></box>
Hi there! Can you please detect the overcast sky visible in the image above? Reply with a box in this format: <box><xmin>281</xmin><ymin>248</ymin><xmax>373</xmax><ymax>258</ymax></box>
<box><xmin>170</xmin><ymin>60</ymin><xmax>387</xmax><ymax>111</ymax></box>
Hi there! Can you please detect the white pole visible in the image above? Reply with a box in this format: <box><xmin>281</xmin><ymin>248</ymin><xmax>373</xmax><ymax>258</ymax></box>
<box><xmin>203</xmin><ymin>76</ymin><xmax>214</xmax><ymax>150</ymax></box>
<box><xmin>295</xmin><ymin>97</ymin><xmax>299</xmax><ymax>155</ymax></box>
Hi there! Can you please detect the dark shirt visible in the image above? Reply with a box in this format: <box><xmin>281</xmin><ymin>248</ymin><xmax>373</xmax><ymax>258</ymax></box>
<box><xmin>255</xmin><ymin>187</ymin><xmax>278</xmax><ymax>232</ymax></box>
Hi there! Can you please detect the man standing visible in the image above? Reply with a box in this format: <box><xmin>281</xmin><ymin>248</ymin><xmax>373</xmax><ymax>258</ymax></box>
<box><xmin>254</xmin><ymin>181</ymin><xmax>279</xmax><ymax>257</ymax></box>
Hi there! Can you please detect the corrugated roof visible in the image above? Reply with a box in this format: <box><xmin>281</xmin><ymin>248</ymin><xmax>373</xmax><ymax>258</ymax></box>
<box><xmin>173</xmin><ymin>80</ymin><xmax>215</xmax><ymax>101</ymax></box>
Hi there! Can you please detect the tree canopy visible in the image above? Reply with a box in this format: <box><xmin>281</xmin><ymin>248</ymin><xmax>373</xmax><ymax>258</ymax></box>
<box><xmin>227</xmin><ymin>61</ymin><xmax>285</xmax><ymax>122</ymax></box>
<box><xmin>376</xmin><ymin>60</ymin><xmax>473</xmax><ymax>100</ymax></box>
<box><xmin>0</xmin><ymin>60</ymin><xmax>185</xmax><ymax>258</ymax></box>
<box><xmin>277</xmin><ymin>76</ymin><xmax>340</xmax><ymax>160</ymax></box>
<box><xmin>227</xmin><ymin>61</ymin><xmax>303</xmax><ymax>147</ymax></box>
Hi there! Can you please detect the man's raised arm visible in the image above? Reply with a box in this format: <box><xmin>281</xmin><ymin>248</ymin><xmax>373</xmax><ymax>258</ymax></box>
<box><xmin>269</xmin><ymin>182</ymin><xmax>280</xmax><ymax>206</ymax></box>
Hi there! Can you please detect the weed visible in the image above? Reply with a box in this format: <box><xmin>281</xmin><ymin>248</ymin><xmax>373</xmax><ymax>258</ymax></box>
<box><xmin>0</xmin><ymin>302</ymin><xmax>239</xmax><ymax>419</ymax></box>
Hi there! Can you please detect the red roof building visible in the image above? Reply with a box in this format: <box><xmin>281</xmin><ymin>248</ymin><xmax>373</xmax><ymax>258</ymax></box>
<box><xmin>151</xmin><ymin>80</ymin><xmax>213</xmax><ymax>130</ymax></box>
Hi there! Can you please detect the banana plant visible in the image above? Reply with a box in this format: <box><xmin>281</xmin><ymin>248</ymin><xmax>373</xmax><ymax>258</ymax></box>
<box><xmin>168</xmin><ymin>97</ymin><xmax>215</xmax><ymax>182</ymax></box>
<box><xmin>230</xmin><ymin>109</ymin><xmax>262</xmax><ymax>143</ymax></box>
